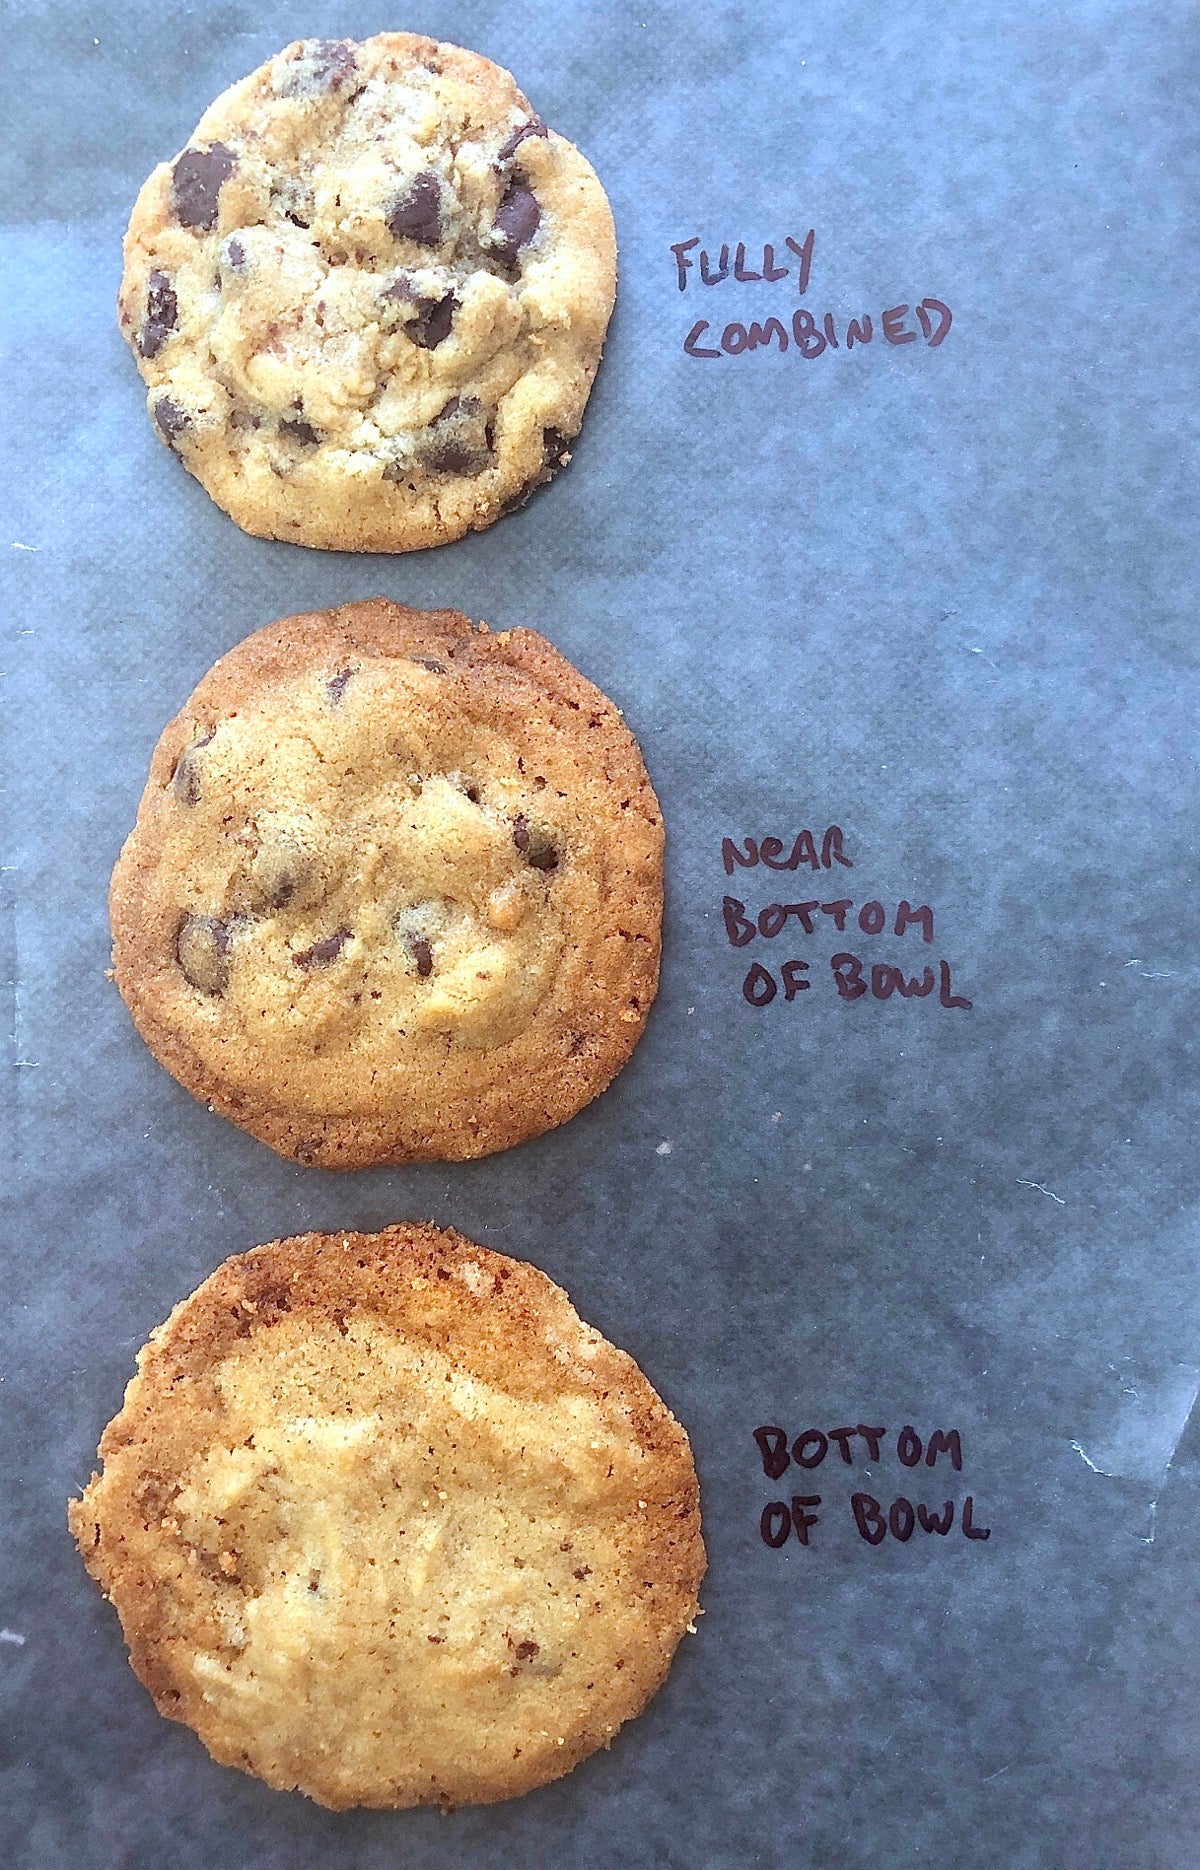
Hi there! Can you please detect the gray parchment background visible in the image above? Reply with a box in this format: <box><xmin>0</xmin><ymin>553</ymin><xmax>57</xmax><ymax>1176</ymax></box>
<box><xmin>3</xmin><ymin>3</ymin><xmax>1199</xmax><ymax>1866</ymax></box>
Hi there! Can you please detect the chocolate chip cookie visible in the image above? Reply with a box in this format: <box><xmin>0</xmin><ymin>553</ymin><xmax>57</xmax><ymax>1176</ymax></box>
<box><xmin>68</xmin><ymin>1225</ymin><xmax>705</xmax><ymax>1809</ymax></box>
<box><xmin>117</xmin><ymin>34</ymin><xmax>616</xmax><ymax>551</ymax></box>
<box><xmin>109</xmin><ymin>600</ymin><xmax>663</xmax><ymax>1167</ymax></box>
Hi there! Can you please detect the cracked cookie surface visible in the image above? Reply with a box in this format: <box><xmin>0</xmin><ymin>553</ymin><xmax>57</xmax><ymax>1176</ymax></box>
<box><xmin>68</xmin><ymin>1225</ymin><xmax>705</xmax><ymax>1810</ymax></box>
<box><xmin>109</xmin><ymin>600</ymin><xmax>663</xmax><ymax>1167</ymax></box>
<box><xmin>118</xmin><ymin>33</ymin><xmax>616</xmax><ymax>550</ymax></box>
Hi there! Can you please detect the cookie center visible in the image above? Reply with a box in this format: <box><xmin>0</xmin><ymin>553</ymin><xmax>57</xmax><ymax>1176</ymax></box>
<box><xmin>161</xmin><ymin>657</ymin><xmax>568</xmax><ymax>1109</ymax></box>
<box><xmin>165</xmin><ymin>1313</ymin><xmax>638</xmax><ymax>1775</ymax></box>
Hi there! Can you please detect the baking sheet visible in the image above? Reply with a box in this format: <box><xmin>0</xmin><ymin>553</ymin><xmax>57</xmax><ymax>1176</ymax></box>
<box><xmin>4</xmin><ymin>2</ymin><xmax>1200</xmax><ymax>1864</ymax></box>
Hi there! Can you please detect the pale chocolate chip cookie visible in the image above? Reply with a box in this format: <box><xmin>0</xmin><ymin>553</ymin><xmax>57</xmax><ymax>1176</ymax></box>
<box><xmin>68</xmin><ymin>1225</ymin><xmax>705</xmax><ymax>1810</ymax></box>
<box><xmin>109</xmin><ymin>600</ymin><xmax>663</xmax><ymax>1167</ymax></box>
<box><xmin>117</xmin><ymin>34</ymin><xmax>616</xmax><ymax>550</ymax></box>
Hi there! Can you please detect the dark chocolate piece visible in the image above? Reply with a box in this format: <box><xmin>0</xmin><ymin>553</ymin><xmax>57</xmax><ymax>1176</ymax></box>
<box><xmin>139</xmin><ymin>271</ymin><xmax>177</xmax><ymax>358</ymax></box>
<box><xmin>171</xmin><ymin>731</ymin><xmax>214</xmax><ymax>806</ymax></box>
<box><xmin>153</xmin><ymin>398</ymin><xmax>189</xmax><ymax>447</ymax></box>
<box><xmin>293</xmin><ymin>928</ymin><xmax>351</xmax><ymax>970</ymax></box>
<box><xmin>172</xmin><ymin>144</ymin><xmax>236</xmax><ymax>231</ymax></box>
<box><xmin>496</xmin><ymin>119</ymin><xmax>548</xmax><ymax>164</ymax></box>
<box><xmin>387</xmin><ymin>172</ymin><xmax>444</xmax><ymax>246</ymax></box>
<box><xmin>513</xmin><ymin>814</ymin><xmax>559</xmax><ymax>871</ymax></box>
<box><xmin>177</xmin><ymin>914</ymin><xmax>231</xmax><ymax>995</ymax></box>
<box><xmin>491</xmin><ymin>177</ymin><xmax>540</xmax><ymax>264</ymax></box>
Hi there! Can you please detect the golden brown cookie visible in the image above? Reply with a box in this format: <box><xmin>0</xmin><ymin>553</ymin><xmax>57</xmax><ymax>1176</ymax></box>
<box><xmin>117</xmin><ymin>33</ymin><xmax>617</xmax><ymax>550</ymax></box>
<box><xmin>68</xmin><ymin>1226</ymin><xmax>705</xmax><ymax>1809</ymax></box>
<box><xmin>109</xmin><ymin>600</ymin><xmax>663</xmax><ymax>1167</ymax></box>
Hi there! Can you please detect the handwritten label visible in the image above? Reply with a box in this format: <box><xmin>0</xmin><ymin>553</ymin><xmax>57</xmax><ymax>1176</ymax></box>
<box><xmin>720</xmin><ymin>828</ymin><xmax>973</xmax><ymax>1010</ymax></box>
<box><xmin>670</xmin><ymin>230</ymin><xmax>952</xmax><ymax>362</ymax></box>
<box><xmin>754</xmin><ymin>1422</ymin><xmax>992</xmax><ymax>1549</ymax></box>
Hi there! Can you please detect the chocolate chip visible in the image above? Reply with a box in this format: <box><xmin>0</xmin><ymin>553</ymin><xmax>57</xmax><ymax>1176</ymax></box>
<box><xmin>326</xmin><ymin>667</ymin><xmax>354</xmax><ymax>706</ymax></box>
<box><xmin>410</xmin><ymin>936</ymin><xmax>433</xmax><ymax>978</ymax></box>
<box><xmin>383</xmin><ymin>276</ymin><xmax>456</xmax><ymax>348</ymax></box>
<box><xmin>280</xmin><ymin>416</ymin><xmax>321</xmax><ymax>446</ymax></box>
<box><xmin>264</xmin><ymin>872</ymin><xmax>295</xmax><ymax>910</ymax></box>
<box><xmin>387</xmin><ymin>172</ymin><xmax>443</xmax><ymax>246</ymax></box>
<box><xmin>138</xmin><ymin>271</ymin><xmax>177</xmax><ymax>358</ymax></box>
<box><xmin>153</xmin><ymin>397</ymin><xmax>189</xmax><ymax>447</ymax></box>
<box><xmin>172</xmin><ymin>144</ymin><xmax>236</xmax><ymax>231</ymax></box>
<box><xmin>409</xmin><ymin>656</ymin><xmax>447</xmax><ymax>674</ymax></box>
<box><xmin>543</xmin><ymin>427</ymin><xmax>573</xmax><ymax>470</ymax></box>
<box><xmin>177</xmin><ymin>914</ymin><xmax>231</xmax><ymax>995</ymax></box>
<box><xmin>412</xmin><ymin>292</ymin><xmax>456</xmax><ymax>349</ymax></box>
<box><xmin>293</xmin><ymin>928</ymin><xmax>350</xmax><ymax>970</ymax></box>
<box><xmin>250</xmin><ymin>839</ymin><xmax>322</xmax><ymax>913</ymax></box>
<box><xmin>172</xmin><ymin>730</ymin><xmax>214</xmax><ymax>805</ymax></box>
<box><xmin>513</xmin><ymin>814</ymin><xmax>559</xmax><ymax>871</ymax></box>
<box><xmin>497</xmin><ymin>427</ymin><xmax>577</xmax><ymax>517</ymax></box>
<box><xmin>424</xmin><ymin>395</ymin><xmax>493</xmax><ymax>476</ymax></box>
<box><xmin>280</xmin><ymin>38</ymin><xmax>362</xmax><ymax>99</ymax></box>
<box><xmin>308</xmin><ymin>39</ymin><xmax>360</xmax><ymax>92</ymax></box>
<box><xmin>497</xmin><ymin>479</ymin><xmax>537</xmax><ymax>518</ymax></box>
<box><xmin>496</xmin><ymin>119</ymin><xmax>548</xmax><ymax>164</ymax></box>
<box><xmin>490</xmin><ymin>177</ymin><xmax>540</xmax><ymax>264</ymax></box>
<box><xmin>223</xmin><ymin>236</ymin><xmax>247</xmax><ymax>272</ymax></box>
<box><xmin>513</xmin><ymin>1639</ymin><xmax>540</xmax><ymax>1662</ymax></box>
<box><xmin>382</xmin><ymin>271</ymin><xmax>421</xmax><ymax>304</ymax></box>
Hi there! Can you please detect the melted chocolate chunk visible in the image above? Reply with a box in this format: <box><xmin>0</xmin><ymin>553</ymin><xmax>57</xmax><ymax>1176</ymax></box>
<box><xmin>172</xmin><ymin>730</ymin><xmax>214</xmax><ymax>805</ymax></box>
<box><xmin>308</xmin><ymin>39</ymin><xmax>360</xmax><ymax>92</ymax></box>
<box><xmin>424</xmin><ymin>396</ymin><xmax>493</xmax><ymax>476</ymax></box>
<box><xmin>280</xmin><ymin>416</ymin><xmax>321</xmax><ymax>446</ymax></box>
<box><xmin>263</xmin><ymin>870</ymin><xmax>296</xmax><ymax>910</ymax></box>
<box><xmin>139</xmin><ymin>271</ymin><xmax>177</xmax><ymax>359</ymax></box>
<box><xmin>412</xmin><ymin>292</ymin><xmax>456</xmax><ymax>349</ymax></box>
<box><xmin>496</xmin><ymin>119</ymin><xmax>548</xmax><ymax>164</ymax></box>
<box><xmin>253</xmin><ymin>853</ymin><xmax>298</xmax><ymax>911</ymax></box>
<box><xmin>512</xmin><ymin>814</ymin><xmax>559</xmax><ymax>871</ymax></box>
<box><xmin>382</xmin><ymin>271</ymin><xmax>421</xmax><ymax>304</ymax></box>
<box><xmin>154</xmin><ymin>398</ymin><xmax>189</xmax><ymax>447</ymax></box>
<box><xmin>293</xmin><ymin>927</ymin><xmax>351</xmax><ymax>970</ymax></box>
<box><xmin>172</xmin><ymin>144</ymin><xmax>236</xmax><ymax>231</ymax></box>
<box><xmin>387</xmin><ymin>172</ymin><xmax>444</xmax><ymax>246</ymax></box>
<box><xmin>410</xmin><ymin>936</ymin><xmax>434</xmax><ymax>978</ymax></box>
<box><xmin>543</xmin><ymin>427</ymin><xmax>573</xmax><ymax>470</ymax></box>
<box><xmin>497</xmin><ymin>478</ymin><xmax>538</xmax><ymax>518</ymax></box>
<box><xmin>497</xmin><ymin>427</ymin><xmax>577</xmax><ymax>517</ymax></box>
<box><xmin>382</xmin><ymin>275</ymin><xmax>456</xmax><ymax>348</ymax></box>
<box><xmin>326</xmin><ymin>667</ymin><xmax>355</xmax><ymax>706</ymax></box>
<box><xmin>491</xmin><ymin>177</ymin><xmax>540</xmax><ymax>264</ymax></box>
<box><xmin>177</xmin><ymin>914</ymin><xmax>231</xmax><ymax>995</ymax></box>
<box><xmin>279</xmin><ymin>38</ymin><xmax>363</xmax><ymax>99</ymax></box>
<box><xmin>251</xmin><ymin>837</ymin><xmax>326</xmax><ymax>914</ymax></box>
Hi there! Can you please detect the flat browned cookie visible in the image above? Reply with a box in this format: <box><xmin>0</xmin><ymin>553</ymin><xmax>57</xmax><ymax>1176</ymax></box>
<box><xmin>117</xmin><ymin>33</ymin><xmax>616</xmax><ymax>550</ymax></box>
<box><xmin>68</xmin><ymin>1226</ymin><xmax>705</xmax><ymax>1810</ymax></box>
<box><xmin>109</xmin><ymin>600</ymin><xmax>663</xmax><ymax>1167</ymax></box>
